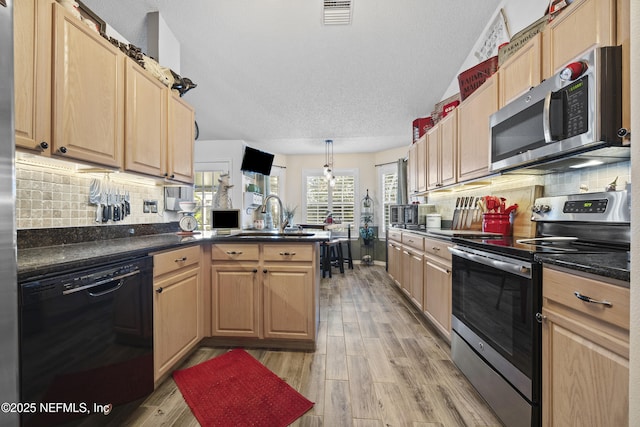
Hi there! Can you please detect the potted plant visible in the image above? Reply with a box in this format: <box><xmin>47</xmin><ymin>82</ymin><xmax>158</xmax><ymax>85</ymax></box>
<box><xmin>284</xmin><ymin>204</ymin><xmax>297</xmax><ymax>227</ymax></box>
<box><xmin>359</xmin><ymin>224</ymin><xmax>375</xmax><ymax>245</ymax></box>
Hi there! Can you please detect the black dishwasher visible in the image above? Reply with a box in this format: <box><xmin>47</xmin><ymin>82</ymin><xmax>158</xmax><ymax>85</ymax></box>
<box><xmin>19</xmin><ymin>256</ymin><xmax>154</xmax><ymax>426</ymax></box>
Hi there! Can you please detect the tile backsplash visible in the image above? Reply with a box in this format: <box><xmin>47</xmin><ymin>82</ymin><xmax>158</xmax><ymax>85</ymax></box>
<box><xmin>16</xmin><ymin>161</ymin><xmax>179</xmax><ymax>229</ymax></box>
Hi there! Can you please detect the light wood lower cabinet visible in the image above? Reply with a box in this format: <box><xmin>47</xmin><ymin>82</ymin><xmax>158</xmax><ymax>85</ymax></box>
<box><xmin>153</xmin><ymin>245</ymin><xmax>202</xmax><ymax>384</ymax></box>
<box><xmin>210</xmin><ymin>242</ymin><xmax>318</xmax><ymax>344</ymax></box>
<box><xmin>541</xmin><ymin>266</ymin><xmax>629</xmax><ymax>427</ymax></box>
<box><xmin>387</xmin><ymin>231</ymin><xmax>452</xmax><ymax>341</ymax></box>
<box><xmin>423</xmin><ymin>237</ymin><xmax>452</xmax><ymax>341</ymax></box>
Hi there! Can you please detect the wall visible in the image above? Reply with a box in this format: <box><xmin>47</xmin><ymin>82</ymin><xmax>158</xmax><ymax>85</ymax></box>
<box><xmin>442</xmin><ymin>0</ymin><xmax>550</xmax><ymax>99</ymax></box>
<box><xmin>15</xmin><ymin>160</ymin><xmax>174</xmax><ymax>229</ymax></box>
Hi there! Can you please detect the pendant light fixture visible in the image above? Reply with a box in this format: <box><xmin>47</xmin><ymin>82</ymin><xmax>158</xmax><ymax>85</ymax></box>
<box><xmin>323</xmin><ymin>139</ymin><xmax>336</xmax><ymax>187</ymax></box>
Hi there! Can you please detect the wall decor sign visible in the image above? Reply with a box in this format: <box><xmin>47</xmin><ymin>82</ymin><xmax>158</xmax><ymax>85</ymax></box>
<box><xmin>474</xmin><ymin>9</ymin><xmax>510</xmax><ymax>62</ymax></box>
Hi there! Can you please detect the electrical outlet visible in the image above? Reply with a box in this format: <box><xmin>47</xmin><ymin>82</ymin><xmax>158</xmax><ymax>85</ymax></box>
<box><xmin>143</xmin><ymin>200</ymin><xmax>158</xmax><ymax>213</ymax></box>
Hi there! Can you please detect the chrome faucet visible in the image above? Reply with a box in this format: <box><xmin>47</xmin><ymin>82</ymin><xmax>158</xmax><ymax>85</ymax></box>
<box><xmin>261</xmin><ymin>194</ymin><xmax>289</xmax><ymax>233</ymax></box>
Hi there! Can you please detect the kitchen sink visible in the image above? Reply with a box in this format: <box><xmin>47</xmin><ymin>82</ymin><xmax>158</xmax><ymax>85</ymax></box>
<box><xmin>231</xmin><ymin>231</ymin><xmax>316</xmax><ymax>238</ymax></box>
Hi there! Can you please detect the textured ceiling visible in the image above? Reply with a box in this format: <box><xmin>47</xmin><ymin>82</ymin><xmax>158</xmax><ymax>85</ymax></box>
<box><xmin>81</xmin><ymin>0</ymin><xmax>502</xmax><ymax>154</ymax></box>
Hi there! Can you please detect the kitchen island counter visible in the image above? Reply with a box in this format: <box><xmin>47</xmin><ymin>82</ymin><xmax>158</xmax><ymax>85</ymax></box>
<box><xmin>18</xmin><ymin>230</ymin><xmax>330</xmax><ymax>282</ymax></box>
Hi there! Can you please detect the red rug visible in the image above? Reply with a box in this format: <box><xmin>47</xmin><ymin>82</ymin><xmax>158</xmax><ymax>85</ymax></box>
<box><xmin>173</xmin><ymin>349</ymin><xmax>314</xmax><ymax>427</ymax></box>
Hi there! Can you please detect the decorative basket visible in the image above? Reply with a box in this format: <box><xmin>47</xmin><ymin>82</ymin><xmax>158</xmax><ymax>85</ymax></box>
<box><xmin>412</xmin><ymin>117</ymin><xmax>434</xmax><ymax>143</ymax></box>
<box><xmin>431</xmin><ymin>93</ymin><xmax>461</xmax><ymax>124</ymax></box>
<box><xmin>498</xmin><ymin>16</ymin><xmax>548</xmax><ymax>66</ymax></box>
<box><xmin>457</xmin><ymin>56</ymin><xmax>499</xmax><ymax>101</ymax></box>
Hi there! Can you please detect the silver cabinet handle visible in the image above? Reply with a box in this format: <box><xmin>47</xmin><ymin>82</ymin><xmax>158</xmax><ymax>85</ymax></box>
<box><xmin>574</xmin><ymin>291</ymin><xmax>612</xmax><ymax>307</ymax></box>
<box><xmin>279</xmin><ymin>252</ymin><xmax>296</xmax><ymax>256</ymax></box>
<box><xmin>225</xmin><ymin>251</ymin><xmax>243</xmax><ymax>255</ymax></box>
<box><xmin>432</xmin><ymin>246</ymin><xmax>440</xmax><ymax>251</ymax></box>
<box><xmin>174</xmin><ymin>256</ymin><xmax>187</xmax><ymax>262</ymax></box>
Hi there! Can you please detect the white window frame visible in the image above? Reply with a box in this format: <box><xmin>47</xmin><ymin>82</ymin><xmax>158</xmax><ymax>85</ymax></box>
<box><xmin>378</xmin><ymin>162</ymin><xmax>398</xmax><ymax>235</ymax></box>
<box><xmin>302</xmin><ymin>168</ymin><xmax>358</xmax><ymax>225</ymax></box>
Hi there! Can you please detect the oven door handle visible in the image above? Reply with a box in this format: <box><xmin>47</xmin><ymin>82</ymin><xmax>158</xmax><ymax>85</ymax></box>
<box><xmin>449</xmin><ymin>246</ymin><xmax>532</xmax><ymax>278</ymax></box>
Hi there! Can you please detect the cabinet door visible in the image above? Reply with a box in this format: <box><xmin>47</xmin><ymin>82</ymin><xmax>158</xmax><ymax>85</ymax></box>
<box><xmin>14</xmin><ymin>0</ymin><xmax>52</xmax><ymax>153</ymax></box>
<box><xmin>416</xmin><ymin>134</ymin><xmax>427</xmax><ymax>193</ymax></box>
<box><xmin>211</xmin><ymin>264</ymin><xmax>260</xmax><ymax>337</ymax></box>
<box><xmin>499</xmin><ymin>33</ymin><xmax>543</xmax><ymax>108</ymax></box>
<box><xmin>542</xmin><ymin>309</ymin><xmax>628</xmax><ymax>426</ymax></box>
<box><xmin>408</xmin><ymin>251</ymin><xmax>424</xmax><ymax>310</ymax></box>
<box><xmin>154</xmin><ymin>266</ymin><xmax>201</xmax><ymax>382</ymax></box>
<box><xmin>542</xmin><ymin>0</ymin><xmax>616</xmax><ymax>78</ymax></box>
<box><xmin>52</xmin><ymin>5</ymin><xmax>124</xmax><ymax>167</ymax></box>
<box><xmin>457</xmin><ymin>75</ymin><xmax>497</xmax><ymax>182</ymax></box>
<box><xmin>400</xmin><ymin>249</ymin><xmax>413</xmax><ymax>297</ymax></box>
<box><xmin>263</xmin><ymin>265</ymin><xmax>314</xmax><ymax>340</ymax></box>
<box><xmin>167</xmin><ymin>92</ymin><xmax>195</xmax><ymax>183</ymax></box>
<box><xmin>424</xmin><ymin>257</ymin><xmax>452</xmax><ymax>341</ymax></box>
<box><xmin>426</xmin><ymin>126</ymin><xmax>440</xmax><ymax>190</ymax></box>
<box><xmin>387</xmin><ymin>242</ymin><xmax>402</xmax><ymax>287</ymax></box>
<box><xmin>438</xmin><ymin>111</ymin><xmax>457</xmax><ymax>187</ymax></box>
<box><xmin>407</xmin><ymin>143</ymin><xmax>418</xmax><ymax>195</ymax></box>
<box><xmin>125</xmin><ymin>59</ymin><xmax>167</xmax><ymax>177</ymax></box>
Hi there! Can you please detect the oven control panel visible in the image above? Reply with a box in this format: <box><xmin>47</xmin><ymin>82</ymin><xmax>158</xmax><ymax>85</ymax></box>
<box><xmin>532</xmin><ymin>190</ymin><xmax>629</xmax><ymax>223</ymax></box>
<box><xmin>563</xmin><ymin>199</ymin><xmax>608</xmax><ymax>214</ymax></box>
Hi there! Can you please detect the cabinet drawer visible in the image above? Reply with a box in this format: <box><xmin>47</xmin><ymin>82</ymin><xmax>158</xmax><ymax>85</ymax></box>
<box><xmin>388</xmin><ymin>229</ymin><xmax>403</xmax><ymax>242</ymax></box>
<box><xmin>543</xmin><ymin>267</ymin><xmax>629</xmax><ymax>331</ymax></box>
<box><xmin>424</xmin><ymin>238</ymin><xmax>452</xmax><ymax>261</ymax></box>
<box><xmin>212</xmin><ymin>243</ymin><xmax>260</xmax><ymax>261</ymax></box>
<box><xmin>401</xmin><ymin>233</ymin><xmax>424</xmax><ymax>251</ymax></box>
<box><xmin>263</xmin><ymin>244</ymin><xmax>313</xmax><ymax>262</ymax></box>
<box><xmin>153</xmin><ymin>245</ymin><xmax>200</xmax><ymax>277</ymax></box>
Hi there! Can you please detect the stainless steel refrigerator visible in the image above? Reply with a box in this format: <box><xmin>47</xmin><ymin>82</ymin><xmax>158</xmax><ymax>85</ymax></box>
<box><xmin>0</xmin><ymin>0</ymin><xmax>19</xmax><ymax>425</ymax></box>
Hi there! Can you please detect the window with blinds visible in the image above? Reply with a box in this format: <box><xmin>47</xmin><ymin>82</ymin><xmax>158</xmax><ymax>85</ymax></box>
<box><xmin>305</xmin><ymin>172</ymin><xmax>356</xmax><ymax>224</ymax></box>
<box><xmin>380</xmin><ymin>166</ymin><xmax>398</xmax><ymax>232</ymax></box>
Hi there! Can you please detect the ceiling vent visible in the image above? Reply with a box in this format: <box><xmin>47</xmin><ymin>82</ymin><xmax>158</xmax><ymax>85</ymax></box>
<box><xmin>323</xmin><ymin>0</ymin><xmax>353</xmax><ymax>25</ymax></box>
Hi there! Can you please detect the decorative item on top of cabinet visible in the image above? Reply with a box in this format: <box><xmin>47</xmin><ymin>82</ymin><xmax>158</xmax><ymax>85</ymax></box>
<box><xmin>14</xmin><ymin>0</ymin><xmax>53</xmax><ymax>153</ymax></box>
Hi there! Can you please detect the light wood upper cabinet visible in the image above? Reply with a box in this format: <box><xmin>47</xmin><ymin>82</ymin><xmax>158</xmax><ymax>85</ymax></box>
<box><xmin>52</xmin><ymin>4</ymin><xmax>124</xmax><ymax>167</ymax></box>
<box><xmin>541</xmin><ymin>266</ymin><xmax>629</xmax><ymax>427</ymax></box>
<box><xmin>427</xmin><ymin>111</ymin><xmax>457</xmax><ymax>190</ymax></box>
<box><xmin>14</xmin><ymin>0</ymin><xmax>52</xmax><ymax>153</ymax></box>
<box><xmin>457</xmin><ymin>75</ymin><xmax>498</xmax><ymax>182</ymax></box>
<box><xmin>542</xmin><ymin>0</ymin><xmax>616</xmax><ymax>78</ymax></box>
<box><xmin>499</xmin><ymin>33</ymin><xmax>543</xmax><ymax>108</ymax></box>
<box><xmin>167</xmin><ymin>92</ymin><xmax>195</xmax><ymax>183</ymax></box>
<box><xmin>407</xmin><ymin>135</ymin><xmax>427</xmax><ymax>195</ymax></box>
<box><xmin>125</xmin><ymin>59</ymin><xmax>167</xmax><ymax>177</ymax></box>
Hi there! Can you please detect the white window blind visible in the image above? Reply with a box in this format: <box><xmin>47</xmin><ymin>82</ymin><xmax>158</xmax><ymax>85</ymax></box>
<box><xmin>379</xmin><ymin>164</ymin><xmax>398</xmax><ymax>233</ymax></box>
<box><xmin>304</xmin><ymin>171</ymin><xmax>356</xmax><ymax>225</ymax></box>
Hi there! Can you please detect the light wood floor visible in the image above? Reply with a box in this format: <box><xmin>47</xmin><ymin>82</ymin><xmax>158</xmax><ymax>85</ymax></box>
<box><xmin>122</xmin><ymin>264</ymin><xmax>503</xmax><ymax>426</ymax></box>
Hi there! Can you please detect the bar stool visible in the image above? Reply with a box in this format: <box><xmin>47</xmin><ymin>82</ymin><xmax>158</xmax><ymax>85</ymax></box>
<box><xmin>321</xmin><ymin>239</ymin><xmax>344</xmax><ymax>278</ymax></box>
<box><xmin>338</xmin><ymin>225</ymin><xmax>354</xmax><ymax>270</ymax></box>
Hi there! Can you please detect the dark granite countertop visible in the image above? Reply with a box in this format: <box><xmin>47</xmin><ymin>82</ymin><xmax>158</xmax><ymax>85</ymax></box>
<box><xmin>18</xmin><ymin>230</ymin><xmax>330</xmax><ymax>282</ymax></box>
<box><xmin>535</xmin><ymin>252</ymin><xmax>630</xmax><ymax>284</ymax></box>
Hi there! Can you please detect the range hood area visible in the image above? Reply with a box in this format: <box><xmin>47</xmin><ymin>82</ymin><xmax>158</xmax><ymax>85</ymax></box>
<box><xmin>501</xmin><ymin>145</ymin><xmax>631</xmax><ymax>175</ymax></box>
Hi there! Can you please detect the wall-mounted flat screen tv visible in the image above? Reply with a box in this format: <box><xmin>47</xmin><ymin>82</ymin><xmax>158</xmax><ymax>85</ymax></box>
<box><xmin>240</xmin><ymin>146</ymin><xmax>274</xmax><ymax>176</ymax></box>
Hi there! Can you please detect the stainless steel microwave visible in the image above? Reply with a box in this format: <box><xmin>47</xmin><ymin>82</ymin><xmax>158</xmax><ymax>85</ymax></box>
<box><xmin>489</xmin><ymin>46</ymin><xmax>628</xmax><ymax>173</ymax></box>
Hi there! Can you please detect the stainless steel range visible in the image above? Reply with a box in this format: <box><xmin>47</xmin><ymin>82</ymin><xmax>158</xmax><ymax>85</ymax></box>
<box><xmin>448</xmin><ymin>189</ymin><xmax>630</xmax><ymax>427</ymax></box>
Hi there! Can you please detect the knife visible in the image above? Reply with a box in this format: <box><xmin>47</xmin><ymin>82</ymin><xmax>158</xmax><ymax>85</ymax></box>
<box><xmin>460</xmin><ymin>197</ymin><xmax>470</xmax><ymax>229</ymax></box>
<box><xmin>466</xmin><ymin>197</ymin><xmax>478</xmax><ymax>228</ymax></box>
<box><xmin>451</xmin><ymin>197</ymin><xmax>461</xmax><ymax>230</ymax></box>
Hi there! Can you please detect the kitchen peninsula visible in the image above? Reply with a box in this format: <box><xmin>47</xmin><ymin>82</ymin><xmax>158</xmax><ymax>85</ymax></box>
<box><xmin>18</xmin><ymin>226</ymin><xmax>330</xmax><ymax>387</ymax></box>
